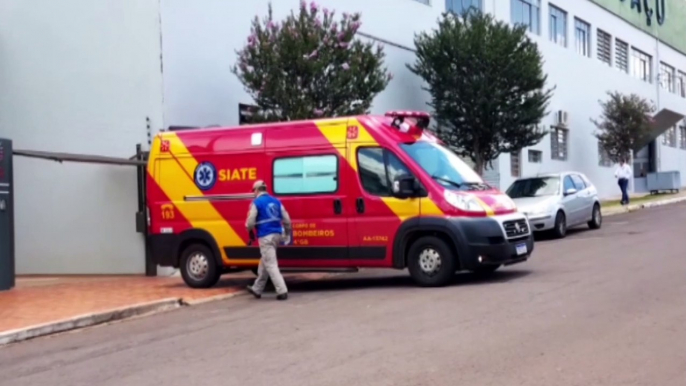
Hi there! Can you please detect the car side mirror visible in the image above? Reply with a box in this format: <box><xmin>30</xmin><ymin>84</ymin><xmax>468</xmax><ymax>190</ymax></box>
<box><xmin>564</xmin><ymin>188</ymin><xmax>577</xmax><ymax>196</ymax></box>
<box><xmin>392</xmin><ymin>175</ymin><xmax>417</xmax><ymax>199</ymax></box>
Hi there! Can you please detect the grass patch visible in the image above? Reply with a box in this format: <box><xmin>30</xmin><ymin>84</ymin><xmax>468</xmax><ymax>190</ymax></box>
<box><xmin>602</xmin><ymin>191</ymin><xmax>681</xmax><ymax>208</ymax></box>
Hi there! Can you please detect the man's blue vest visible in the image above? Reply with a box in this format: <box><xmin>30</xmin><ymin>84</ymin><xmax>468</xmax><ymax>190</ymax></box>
<box><xmin>253</xmin><ymin>194</ymin><xmax>284</xmax><ymax>238</ymax></box>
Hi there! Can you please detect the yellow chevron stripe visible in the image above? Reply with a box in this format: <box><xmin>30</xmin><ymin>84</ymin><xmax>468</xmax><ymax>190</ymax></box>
<box><xmin>153</xmin><ymin>133</ymin><xmax>246</xmax><ymax>264</ymax></box>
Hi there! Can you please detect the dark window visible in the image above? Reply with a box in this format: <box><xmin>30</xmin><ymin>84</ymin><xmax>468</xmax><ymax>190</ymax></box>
<box><xmin>677</xmin><ymin>71</ymin><xmax>686</xmax><ymax>98</ymax></box>
<box><xmin>357</xmin><ymin>147</ymin><xmax>413</xmax><ymax>197</ymax></box>
<box><xmin>680</xmin><ymin>125</ymin><xmax>686</xmax><ymax>149</ymax></box>
<box><xmin>549</xmin><ymin>4</ymin><xmax>567</xmax><ymax>47</ymax></box>
<box><xmin>574</xmin><ymin>18</ymin><xmax>591</xmax><ymax>57</ymax></box>
<box><xmin>563</xmin><ymin>176</ymin><xmax>575</xmax><ymax>192</ymax></box>
<box><xmin>510</xmin><ymin>151</ymin><xmax>521</xmax><ymax>177</ymax></box>
<box><xmin>615</xmin><ymin>39</ymin><xmax>629</xmax><ymax>73</ymax></box>
<box><xmin>659</xmin><ymin>62</ymin><xmax>675</xmax><ymax>92</ymax></box>
<box><xmin>570</xmin><ymin>174</ymin><xmax>586</xmax><ymax>190</ymax></box>
<box><xmin>631</xmin><ymin>47</ymin><xmax>652</xmax><ymax>83</ymax></box>
<box><xmin>528</xmin><ymin>149</ymin><xmax>543</xmax><ymax>163</ymax></box>
<box><xmin>446</xmin><ymin>0</ymin><xmax>482</xmax><ymax>14</ymax></box>
<box><xmin>597</xmin><ymin>29</ymin><xmax>612</xmax><ymax>66</ymax></box>
<box><xmin>506</xmin><ymin>176</ymin><xmax>560</xmax><ymax>198</ymax></box>
<box><xmin>551</xmin><ymin>127</ymin><xmax>568</xmax><ymax>161</ymax></box>
<box><xmin>511</xmin><ymin>0</ymin><xmax>541</xmax><ymax>34</ymax></box>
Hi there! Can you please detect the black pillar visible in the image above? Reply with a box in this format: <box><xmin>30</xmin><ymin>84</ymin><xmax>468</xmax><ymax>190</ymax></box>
<box><xmin>136</xmin><ymin>144</ymin><xmax>156</xmax><ymax>277</ymax></box>
<box><xmin>0</xmin><ymin>139</ymin><xmax>15</xmax><ymax>291</ymax></box>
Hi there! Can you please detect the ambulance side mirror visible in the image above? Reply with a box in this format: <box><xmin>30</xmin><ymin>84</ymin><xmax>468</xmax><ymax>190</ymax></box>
<box><xmin>392</xmin><ymin>175</ymin><xmax>418</xmax><ymax>199</ymax></box>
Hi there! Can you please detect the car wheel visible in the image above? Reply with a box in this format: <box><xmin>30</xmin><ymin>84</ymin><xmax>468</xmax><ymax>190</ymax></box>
<box><xmin>552</xmin><ymin>211</ymin><xmax>567</xmax><ymax>239</ymax></box>
<box><xmin>588</xmin><ymin>203</ymin><xmax>602</xmax><ymax>230</ymax></box>
<box><xmin>407</xmin><ymin>236</ymin><xmax>457</xmax><ymax>287</ymax></box>
<box><xmin>180</xmin><ymin>243</ymin><xmax>221</xmax><ymax>289</ymax></box>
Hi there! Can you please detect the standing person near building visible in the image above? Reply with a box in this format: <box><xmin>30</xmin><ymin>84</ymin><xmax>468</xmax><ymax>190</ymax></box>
<box><xmin>614</xmin><ymin>159</ymin><xmax>632</xmax><ymax>205</ymax></box>
<box><xmin>245</xmin><ymin>180</ymin><xmax>291</xmax><ymax>301</ymax></box>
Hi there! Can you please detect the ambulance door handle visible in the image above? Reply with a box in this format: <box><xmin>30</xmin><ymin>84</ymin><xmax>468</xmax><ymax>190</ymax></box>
<box><xmin>333</xmin><ymin>199</ymin><xmax>342</xmax><ymax>215</ymax></box>
<box><xmin>356</xmin><ymin>198</ymin><xmax>365</xmax><ymax>214</ymax></box>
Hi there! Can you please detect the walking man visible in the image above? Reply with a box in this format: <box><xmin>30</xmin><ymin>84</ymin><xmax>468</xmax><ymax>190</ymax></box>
<box><xmin>246</xmin><ymin>180</ymin><xmax>291</xmax><ymax>300</ymax></box>
<box><xmin>614</xmin><ymin>158</ymin><xmax>632</xmax><ymax>205</ymax></box>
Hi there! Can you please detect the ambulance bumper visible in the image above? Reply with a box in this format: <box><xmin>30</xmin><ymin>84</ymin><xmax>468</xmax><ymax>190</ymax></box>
<box><xmin>443</xmin><ymin>214</ymin><xmax>534</xmax><ymax>271</ymax></box>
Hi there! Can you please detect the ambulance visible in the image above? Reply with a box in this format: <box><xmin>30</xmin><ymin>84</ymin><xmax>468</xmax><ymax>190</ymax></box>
<box><xmin>145</xmin><ymin>111</ymin><xmax>533</xmax><ymax>288</ymax></box>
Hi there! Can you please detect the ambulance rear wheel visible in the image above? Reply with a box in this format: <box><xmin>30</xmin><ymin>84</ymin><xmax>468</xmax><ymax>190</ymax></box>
<box><xmin>407</xmin><ymin>236</ymin><xmax>456</xmax><ymax>287</ymax></box>
<box><xmin>180</xmin><ymin>244</ymin><xmax>221</xmax><ymax>289</ymax></box>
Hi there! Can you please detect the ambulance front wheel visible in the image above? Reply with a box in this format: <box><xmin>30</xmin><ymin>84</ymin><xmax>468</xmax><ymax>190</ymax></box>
<box><xmin>180</xmin><ymin>243</ymin><xmax>221</xmax><ymax>289</ymax></box>
<box><xmin>407</xmin><ymin>236</ymin><xmax>457</xmax><ymax>287</ymax></box>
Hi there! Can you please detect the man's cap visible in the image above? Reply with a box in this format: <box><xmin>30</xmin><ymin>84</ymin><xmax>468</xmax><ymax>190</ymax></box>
<box><xmin>252</xmin><ymin>180</ymin><xmax>267</xmax><ymax>191</ymax></box>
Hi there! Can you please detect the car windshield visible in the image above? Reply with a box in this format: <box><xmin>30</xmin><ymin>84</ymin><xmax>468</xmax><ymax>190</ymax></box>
<box><xmin>506</xmin><ymin>177</ymin><xmax>560</xmax><ymax>198</ymax></box>
<box><xmin>400</xmin><ymin>141</ymin><xmax>484</xmax><ymax>190</ymax></box>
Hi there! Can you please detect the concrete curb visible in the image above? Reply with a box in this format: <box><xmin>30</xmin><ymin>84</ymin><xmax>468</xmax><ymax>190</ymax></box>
<box><xmin>603</xmin><ymin>196</ymin><xmax>686</xmax><ymax>217</ymax></box>
<box><xmin>0</xmin><ymin>298</ymin><xmax>181</xmax><ymax>346</ymax></box>
<box><xmin>182</xmin><ymin>291</ymin><xmax>246</xmax><ymax>306</ymax></box>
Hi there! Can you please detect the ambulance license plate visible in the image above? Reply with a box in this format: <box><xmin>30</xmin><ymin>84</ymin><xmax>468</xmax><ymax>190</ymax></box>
<box><xmin>515</xmin><ymin>243</ymin><xmax>528</xmax><ymax>256</ymax></box>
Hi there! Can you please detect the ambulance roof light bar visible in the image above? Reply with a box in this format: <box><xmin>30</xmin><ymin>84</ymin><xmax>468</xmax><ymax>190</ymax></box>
<box><xmin>385</xmin><ymin>111</ymin><xmax>431</xmax><ymax>132</ymax></box>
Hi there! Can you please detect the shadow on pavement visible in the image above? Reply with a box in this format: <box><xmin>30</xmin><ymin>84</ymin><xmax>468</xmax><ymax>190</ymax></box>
<box><xmin>286</xmin><ymin>269</ymin><xmax>532</xmax><ymax>293</ymax></box>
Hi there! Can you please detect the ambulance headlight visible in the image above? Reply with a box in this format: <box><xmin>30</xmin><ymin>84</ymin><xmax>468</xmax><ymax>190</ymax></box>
<box><xmin>443</xmin><ymin>190</ymin><xmax>485</xmax><ymax>213</ymax></box>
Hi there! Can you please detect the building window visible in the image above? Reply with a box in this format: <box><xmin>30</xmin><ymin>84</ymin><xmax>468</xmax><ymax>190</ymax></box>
<box><xmin>631</xmin><ymin>48</ymin><xmax>652</xmax><ymax>83</ymax></box>
<box><xmin>676</xmin><ymin>71</ymin><xmax>686</xmax><ymax>98</ymax></box>
<box><xmin>598</xmin><ymin>142</ymin><xmax>612</xmax><ymax>167</ymax></box>
<box><xmin>511</xmin><ymin>0</ymin><xmax>541</xmax><ymax>34</ymax></box>
<box><xmin>550</xmin><ymin>127</ymin><xmax>568</xmax><ymax>161</ymax></box>
<box><xmin>662</xmin><ymin>126</ymin><xmax>677</xmax><ymax>148</ymax></box>
<box><xmin>659</xmin><ymin>62</ymin><xmax>675</xmax><ymax>92</ymax></box>
<box><xmin>615</xmin><ymin>39</ymin><xmax>629</xmax><ymax>73</ymax></box>
<box><xmin>357</xmin><ymin>147</ymin><xmax>413</xmax><ymax>197</ymax></box>
<box><xmin>680</xmin><ymin>125</ymin><xmax>686</xmax><ymax>149</ymax></box>
<box><xmin>548</xmin><ymin>4</ymin><xmax>567</xmax><ymax>47</ymax></box>
<box><xmin>574</xmin><ymin>18</ymin><xmax>591</xmax><ymax>57</ymax></box>
<box><xmin>510</xmin><ymin>151</ymin><xmax>521</xmax><ymax>177</ymax></box>
<box><xmin>528</xmin><ymin>150</ymin><xmax>542</xmax><ymax>163</ymax></box>
<box><xmin>446</xmin><ymin>0</ymin><xmax>481</xmax><ymax>13</ymax></box>
<box><xmin>597</xmin><ymin>29</ymin><xmax>612</xmax><ymax>66</ymax></box>
<box><xmin>273</xmin><ymin>154</ymin><xmax>338</xmax><ymax>194</ymax></box>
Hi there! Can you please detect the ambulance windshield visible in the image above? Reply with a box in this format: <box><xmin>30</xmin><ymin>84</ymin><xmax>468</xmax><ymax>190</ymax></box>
<box><xmin>400</xmin><ymin>141</ymin><xmax>484</xmax><ymax>189</ymax></box>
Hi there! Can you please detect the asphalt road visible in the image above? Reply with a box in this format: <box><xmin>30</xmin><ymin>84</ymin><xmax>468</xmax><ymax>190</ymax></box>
<box><xmin>2</xmin><ymin>204</ymin><xmax>686</xmax><ymax>386</ymax></box>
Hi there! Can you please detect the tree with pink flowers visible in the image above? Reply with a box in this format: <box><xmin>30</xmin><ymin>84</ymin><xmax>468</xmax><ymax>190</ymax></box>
<box><xmin>233</xmin><ymin>1</ymin><xmax>391</xmax><ymax>123</ymax></box>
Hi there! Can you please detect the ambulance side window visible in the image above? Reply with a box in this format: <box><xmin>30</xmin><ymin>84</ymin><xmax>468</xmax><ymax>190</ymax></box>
<box><xmin>273</xmin><ymin>154</ymin><xmax>338</xmax><ymax>195</ymax></box>
<box><xmin>357</xmin><ymin>147</ymin><xmax>413</xmax><ymax>197</ymax></box>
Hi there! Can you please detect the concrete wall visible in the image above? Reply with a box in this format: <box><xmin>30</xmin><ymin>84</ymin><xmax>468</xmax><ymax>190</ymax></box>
<box><xmin>0</xmin><ymin>0</ymin><xmax>164</xmax><ymax>273</ymax></box>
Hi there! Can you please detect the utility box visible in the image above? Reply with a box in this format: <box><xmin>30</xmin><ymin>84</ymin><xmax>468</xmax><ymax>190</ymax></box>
<box><xmin>646</xmin><ymin>171</ymin><xmax>681</xmax><ymax>194</ymax></box>
<box><xmin>0</xmin><ymin>139</ymin><xmax>14</xmax><ymax>291</ymax></box>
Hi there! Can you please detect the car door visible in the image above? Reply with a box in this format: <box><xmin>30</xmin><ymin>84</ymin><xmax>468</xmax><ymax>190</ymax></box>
<box><xmin>349</xmin><ymin>146</ymin><xmax>420</xmax><ymax>266</ymax></box>
<box><xmin>570</xmin><ymin>174</ymin><xmax>593</xmax><ymax>223</ymax></box>
<box><xmin>561</xmin><ymin>175</ymin><xmax>582</xmax><ymax>224</ymax></box>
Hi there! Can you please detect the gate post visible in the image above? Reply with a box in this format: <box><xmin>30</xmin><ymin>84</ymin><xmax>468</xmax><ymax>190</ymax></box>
<box><xmin>136</xmin><ymin>144</ymin><xmax>156</xmax><ymax>277</ymax></box>
<box><xmin>0</xmin><ymin>139</ymin><xmax>15</xmax><ymax>291</ymax></box>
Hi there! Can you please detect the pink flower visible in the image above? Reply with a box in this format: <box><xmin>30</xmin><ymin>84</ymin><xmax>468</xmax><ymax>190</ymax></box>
<box><xmin>313</xmin><ymin>109</ymin><xmax>324</xmax><ymax>116</ymax></box>
<box><xmin>323</xmin><ymin>8</ymin><xmax>329</xmax><ymax>16</ymax></box>
<box><xmin>310</xmin><ymin>1</ymin><xmax>318</xmax><ymax>12</ymax></box>
<box><xmin>300</xmin><ymin>0</ymin><xmax>306</xmax><ymax>8</ymax></box>
<box><xmin>341</xmin><ymin>63</ymin><xmax>350</xmax><ymax>70</ymax></box>
<box><xmin>267</xmin><ymin>21</ymin><xmax>274</xmax><ymax>29</ymax></box>
<box><xmin>315</xmin><ymin>18</ymin><xmax>322</xmax><ymax>27</ymax></box>
<box><xmin>304</xmin><ymin>49</ymin><xmax>318</xmax><ymax>60</ymax></box>
<box><xmin>339</xmin><ymin>42</ymin><xmax>349</xmax><ymax>49</ymax></box>
<box><xmin>342</xmin><ymin>12</ymin><xmax>349</xmax><ymax>19</ymax></box>
<box><xmin>351</xmin><ymin>21</ymin><xmax>361</xmax><ymax>31</ymax></box>
<box><xmin>338</xmin><ymin>32</ymin><xmax>346</xmax><ymax>41</ymax></box>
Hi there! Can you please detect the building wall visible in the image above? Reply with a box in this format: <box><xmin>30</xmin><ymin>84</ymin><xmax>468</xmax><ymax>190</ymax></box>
<box><xmin>494</xmin><ymin>0</ymin><xmax>686</xmax><ymax>198</ymax></box>
<box><xmin>0</xmin><ymin>0</ymin><xmax>164</xmax><ymax>273</ymax></box>
<box><xmin>160</xmin><ymin>0</ymin><xmax>441</xmax><ymax>127</ymax></box>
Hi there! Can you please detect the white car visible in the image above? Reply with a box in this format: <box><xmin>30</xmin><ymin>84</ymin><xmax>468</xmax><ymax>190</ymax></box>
<box><xmin>505</xmin><ymin>172</ymin><xmax>602</xmax><ymax>238</ymax></box>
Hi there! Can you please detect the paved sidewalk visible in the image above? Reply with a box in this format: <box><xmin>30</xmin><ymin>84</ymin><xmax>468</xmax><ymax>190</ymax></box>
<box><xmin>602</xmin><ymin>190</ymin><xmax>686</xmax><ymax>216</ymax></box>
<box><xmin>0</xmin><ymin>272</ymin><xmax>322</xmax><ymax>341</ymax></box>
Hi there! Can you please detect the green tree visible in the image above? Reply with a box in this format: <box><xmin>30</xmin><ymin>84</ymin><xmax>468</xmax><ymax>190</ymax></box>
<box><xmin>409</xmin><ymin>10</ymin><xmax>553</xmax><ymax>174</ymax></box>
<box><xmin>233</xmin><ymin>1</ymin><xmax>391</xmax><ymax>123</ymax></box>
<box><xmin>592</xmin><ymin>91</ymin><xmax>655</xmax><ymax>163</ymax></box>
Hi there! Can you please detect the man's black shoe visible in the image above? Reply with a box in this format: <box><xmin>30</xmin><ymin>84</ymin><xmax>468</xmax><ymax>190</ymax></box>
<box><xmin>246</xmin><ymin>286</ymin><xmax>261</xmax><ymax>299</ymax></box>
<box><xmin>276</xmin><ymin>293</ymin><xmax>288</xmax><ymax>301</ymax></box>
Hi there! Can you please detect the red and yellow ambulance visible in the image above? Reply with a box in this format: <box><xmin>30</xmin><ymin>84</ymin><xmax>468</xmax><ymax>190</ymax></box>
<box><xmin>146</xmin><ymin>111</ymin><xmax>533</xmax><ymax>288</ymax></box>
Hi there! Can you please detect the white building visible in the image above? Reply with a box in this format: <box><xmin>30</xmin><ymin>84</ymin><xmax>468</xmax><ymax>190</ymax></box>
<box><xmin>1</xmin><ymin>0</ymin><xmax>684</xmax><ymax>274</ymax></box>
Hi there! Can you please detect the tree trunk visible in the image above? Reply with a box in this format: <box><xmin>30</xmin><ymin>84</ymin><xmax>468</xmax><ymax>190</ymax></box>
<box><xmin>474</xmin><ymin>154</ymin><xmax>484</xmax><ymax>176</ymax></box>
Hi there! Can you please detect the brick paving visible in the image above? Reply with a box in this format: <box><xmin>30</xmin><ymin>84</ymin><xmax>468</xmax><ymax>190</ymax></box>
<box><xmin>0</xmin><ymin>273</ymin><xmax>315</xmax><ymax>334</ymax></box>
